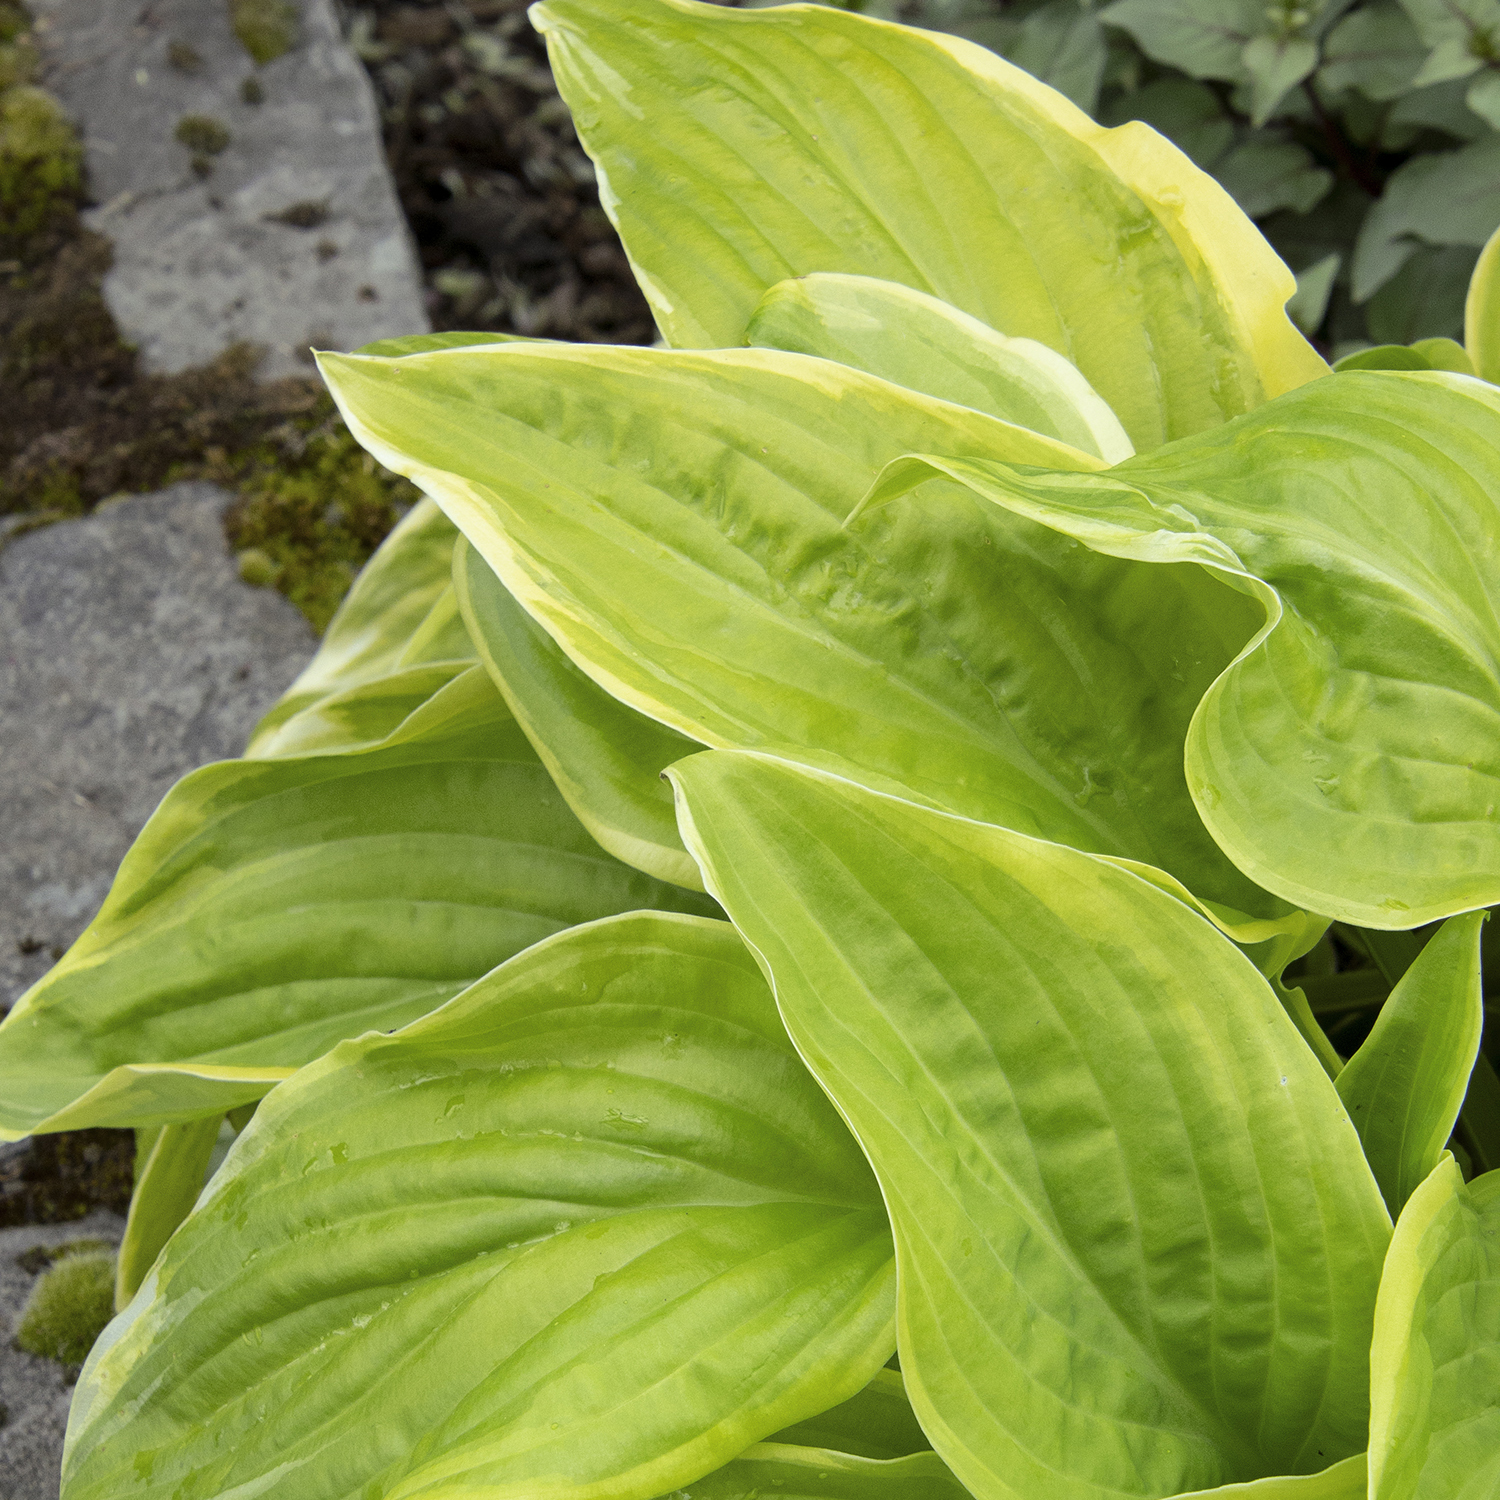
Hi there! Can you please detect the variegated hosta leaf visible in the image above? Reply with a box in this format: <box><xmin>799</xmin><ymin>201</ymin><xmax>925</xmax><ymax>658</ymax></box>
<box><xmin>1367</xmin><ymin>1156</ymin><xmax>1500</xmax><ymax>1500</ymax></box>
<box><xmin>532</xmin><ymin>0</ymin><xmax>1325</xmax><ymax>453</ymax></box>
<box><xmin>656</xmin><ymin>1448</ymin><xmax>968</xmax><ymax>1500</ymax></box>
<box><xmin>745</xmin><ymin>274</ymin><xmax>1134</xmax><ymax>463</ymax></box>
<box><xmin>114</xmin><ymin>1114</ymin><xmax>223</xmax><ymax>1311</ymax></box>
<box><xmin>1468</xmin><ymin>225</ymin><xmax>1500</xmax><ymax>385</ymax></box>
<box><xmin>860</xmin><ymin>371</ymin><xmax>1500</xmax><ymax>928</ymax></box>
<box><xmin>245</xmin><ymin>496</ymin><xmax>472</xmax><ymax>755</ymax></box>
<box><xmin>669</xmin><ymin>750</ymin><xmax>1391</xmax><ymax>1500</ymax></box>
<box><xmin>1336</xmin><ymin>912</ymin><xmax>1485</xmax><ymax>1215</ymax></box>
<box><xmin>454</xmin><ymin>537</ymin><xmax>706</xmax><ymax>891</ymax></box>
<box><xmin>321</xmin><ymin>342</ymin><xmax>1309</xmax><ymax>939</ymax></box>
<box><xmin>0</xmin><ymin>668</ymin><xmax>715</xmax><ymax>1140</ymax></box>
<box><xmin>62</xmin><ymin>914</ymin><xmax>896</xmax><ymax>1500</ymax></box>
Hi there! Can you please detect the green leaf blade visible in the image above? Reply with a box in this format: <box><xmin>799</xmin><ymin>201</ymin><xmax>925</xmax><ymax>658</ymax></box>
<box><xmin>0</xmin><ymin>669</ymin><xmax>715</xmax><ymax>1139</ymax></box>
<box><xmin>321</xmin><ymin>341</ymin><xmax>1291</xmax><ymax>933</ymax></box>
<box><xmin>454</xmin><ymin>536</ymin><xmax>707</xmax><ymax>891</ymax></box>
<box><xmin>1368</xmin><ymin>1156</ymin><xmax>1500</xmax><ymax>1500</ymax></box>
<box><xmin>63</xmin><ymin>914</ymin><xmax>896</xmax><ymax>1500</ymax></box>
<box><xmin>669</xmin><ymin>752</ymin><xmax>1392</xmax><ymax>1500</ymax></box>
<box><xmin>745</xmin><ymin>273</ymin><xmax>1133</xmax><ymax>462</ymax></box>
<box><xmin>534</xmin><ymin>0</ymin><xmax>1326</xmax><ymax>451</ymax></box>
<box><xmin>866</xmin><ymin>371</ymin><xmax>1500</xmax><ymax>927</ymax></box>
<box><xmin>1335</xmin><ymin>912</ymin><xmax>1486</xmax><ymax>1215</ymax></box>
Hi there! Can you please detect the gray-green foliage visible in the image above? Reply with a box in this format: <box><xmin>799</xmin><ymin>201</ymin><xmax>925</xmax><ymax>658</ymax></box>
<box><xmin>817</xmin><ymin>0</ymin><xmax>1500</xmax><ymax>351</ymax></box>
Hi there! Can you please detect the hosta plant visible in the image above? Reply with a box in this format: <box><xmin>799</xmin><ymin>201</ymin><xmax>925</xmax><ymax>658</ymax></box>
<box><xmin>4</xmin><ymin>1</ymin><xmax>1499</xmax><ymax>1496</ymax></box>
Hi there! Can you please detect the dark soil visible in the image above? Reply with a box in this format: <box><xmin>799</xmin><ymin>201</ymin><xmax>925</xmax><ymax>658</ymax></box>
<box><xmin>0</xmin><ymin>1130</ymin><xmax>132</xmax><ymax>1228</ymax></box>
<box><xmin>341</xmin><ymin>0</ymin><xmax>660</xmax><ymax>343</ymax></box>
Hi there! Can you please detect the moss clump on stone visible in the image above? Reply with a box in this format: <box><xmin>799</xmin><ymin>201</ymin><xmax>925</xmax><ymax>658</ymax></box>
<box><xmin>174</xmin><ymin>114</ymin><xmax>231</xmax><ymax>156</ymax></box>
<box><xmin>0</xmin><ymin>31</ymin><xmax>36</xmax><ymax>90</ymax></box>
<box><xmin>14</xmin><ymin>1247</ymin><xmax>116</xmax><ymax>1366</ymax></box>
<box><xmin>230</xmin><ymin>0</ymin><xmax>297</xmax><ymax>67</ymax></box>
<box><xmin>223</xmin><ymin>407</ymin><xmax>417</xmax><ymax>632</ymax></box>
<box><xmin>0</xmin><ymin>85</ymin><xmax>81</xmax><ymax>238</ymax></box>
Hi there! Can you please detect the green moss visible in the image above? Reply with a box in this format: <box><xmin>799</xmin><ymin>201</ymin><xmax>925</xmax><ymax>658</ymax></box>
<box><xmin>0</xmin><ymin>85</ymin><xmax>81</xmax><ymax>238</ymax></box>
<box><xmin>174</xmin><ymin>114</ymin><xmax>231</xmax><ymax>155</ymax></box>
<box><xmin>0</xmin><ymin>1</ymin><xmax>27</xmax><ymax>44</ymax></box>
<box><xmin>14</xmin><ymin>1248</ymin><xmax>115</xmax><ymax>1365</ymax></box>
<box><xmin>223</xmin><ymin>406</ymin><xmax>418</xmax><ymax>633</ymax></box>
<box><xmin>0</xmin><ymin>33</ymin><xmax>37</xmax><ymax>90</ymax></box>
<box><xmin>229</xmin><ymin>0</ymin><xmax>297</xmax><ymax>66</ymax></box>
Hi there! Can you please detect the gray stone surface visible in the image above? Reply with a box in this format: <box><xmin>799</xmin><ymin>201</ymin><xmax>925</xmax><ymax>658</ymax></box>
<box><xmin>0</xmin><ymin>483</ymin><xmax>315</xmax><ymax>1011</ymax></box>
<box><xmin>0</xmin><ymin>1210</ymin><xmax>125</xmax><ymax>1500</ymax></box>
<box><xmin>30</xmin><ymin>0</ymin><xmax>429</xmax><ymax>379</ymax></box>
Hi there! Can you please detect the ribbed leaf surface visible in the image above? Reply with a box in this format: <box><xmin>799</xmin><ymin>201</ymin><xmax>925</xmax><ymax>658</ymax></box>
<box><xmin>62</xmin><ymin>914</ymin><xmax>896</xmax><ymax>1500</ymax></box>
<box><xmin>455</xmin><ymin>537</ymin><xmax>705</xmax><ymax>890</ymax></box>
<box><xmin>1368</xmin><ymin>1157</ymin><xmax>1500</xmax><ymax>1499</ymax></box>
<box><xmin>1336</xmin><ymin>913</ymin><xmax>1485</xmax><ymax>1215</ymax></box>
<box><xmin>322</xmin><ymin>342</ymin><xmax>1300</xmax><ymax>936</ymax></box>
<box><xmin>864</xmin><ymin>371</ymin><xmax>1500</xmax><ymax>926</ymax></box>
<box><xmin>533</xmin><ymin>0</ymin><xmax>1326</xmax><ymax>450</ymax></box>
<box><xmin>0</xmin><ymin>669</ymin><xmax>713</xmax><ymax>1138</ymax></box>
<box><xmin>671</xmin><ymin>751</ymin><xmax>1392</xmax><ymax>1500</ymax></box>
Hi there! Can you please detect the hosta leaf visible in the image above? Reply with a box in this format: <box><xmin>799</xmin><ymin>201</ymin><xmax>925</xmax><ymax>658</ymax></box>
<box><xmin>322</xmin><ymin>341</ymin><xmax>1301</xmax><ymax>935</ymax></box>
<box><xmin>744</xmin><ymin>273</ymin><xmax>1134</xmax><ymax>462</ymax></box>
<box><xmin>453</xmin><ymin>536</ymin><xmax>705</xmax><ymax>891</ymax></box>
<box><xmin>654</xmin><ymin>1447</ymin><xmax>968</xmax><ymax>1500</ymax></box>
<box><xmin>1174</xmin><ymin>1458</ymin><xmax>1368</xmax><ymax>1498</ymax></box>
<box><xmin>114</xmin><ymin>1115</ymin><xmax>223</xmax><ymax>1310</ymax></box>
<box><xmin>1468</xmin><ymin>225</ymin><xmax>1500</xmax><ymax>383</ymax></box>
<box><xmin>669</xmin><ymin>751</ymin><xmax>1392</xmax><ymax>1500</ymax></box>
<box><xmin>356</xmin><ymin>331</ymin><xmax>524</xmax><ymax>358</ymax></box>
<box><xmin>1336</xmin><ymin>912</ymin><xmax>1486</xmax><ymax>1216</ymax></box>
<box><xmin>63</xmin><ymin>914</ymin><xmax>896</xmax><ymax>1500</ymax></box>
<box><xmin>0</xmin><ymin>668</ymin><xmax>713</xmax><ymax>1140</ymax></box>
<box><xmin>767</xmin><ymin>1369</ymin><xmax>931</xmax><ymax>1461</ymax></box>
<box><xmin>649</xmin><ymin>1365</ymin><xmax>965</xmax><ymax>1497</ymax></box>
<box><xmin>1367</xmin><ymin>1156</ymin><xmax>1500</xmax><ymax>1499</ymax></box>
<box><xmin>533</xmin><ymin>0</ymin><xmax>1326</xmax><ymax>452</ymax></box>
<box><xmin>860</xmin><ymin>371</ymin><xmax>1500</xmax><ymax>927</ymax></box>
<box><xmin>245</xmin><ymin>496</ymin><xmax>471</xmax><ymax>754</ymax></box>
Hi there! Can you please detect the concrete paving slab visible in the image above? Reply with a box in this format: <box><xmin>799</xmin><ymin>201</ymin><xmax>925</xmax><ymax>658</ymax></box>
<box><xmin>29</xmin><ymin>0</ymin><xmax>430</xmax><ymax>378</ymax></box>
<box><xmin>0</xmin><ymin>482</ymin><xmax>316</xmax><ymax>1012</ymax></box>
<box><xmin>0</xmin><ymin>1210</ymin><xmax>125</xmax><ymax>1500</ymax></box>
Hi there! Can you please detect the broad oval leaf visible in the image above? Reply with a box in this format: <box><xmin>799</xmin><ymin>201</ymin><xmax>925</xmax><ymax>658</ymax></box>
<box><xmin>1336</xmin><ymin>912</ymin><xmax>1486</xmax><ymax>1215</ymax></box>
<box><xmin>1367</xmin><ymin>1156</ymin><xmax>1500</xmax><ymax>1500</ymax></box>
<box><xmin>1467</xmin><ymin>225</ymin><xmax>1500</xmax><ymax>385</ymax></box>
<box><xmin>745</xmin><ymin>273</ymin><xmax>1134</xmax><ymax>463</ymax></box>
<box><xmin>63</xmin><ymin>913</ymin><xmax>896</xmax><ymax>1500</ymax></box>
<box><xmin>0</xmin><ymin>668</ymin><xmax>715</xmax><ymax>1140</ymax></box>
<box><xmin>532</xmin><ymin>0</ymin><xmax>1326</xmax><ymax>450</ymax></box>
<box><xmin>245</xmin><ymin>496</ymin><xmax>471</xmax><ymax>755</ymax></box>
<box><xmin>861</xmin><ymin>370</ymin><xmax>1500</xmax><ymax>927</ymax></box>
<box><xmin>454</xmin><ymin>536</ymin><xmax>706</xmax><ymax>891</ymax></box>
<box><xmin>321</xmin><ymin>341</ymin><xmax>1304</xmax><ymax>936</ymax></box>
<box><xmin>669</xmin><ymin>750</ymin><xmax>1392</xmax><ymax>1500</ymax></box>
